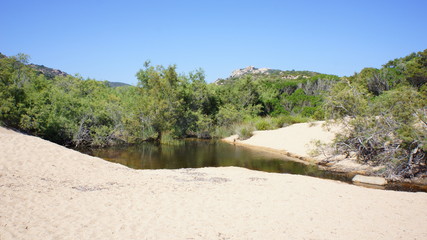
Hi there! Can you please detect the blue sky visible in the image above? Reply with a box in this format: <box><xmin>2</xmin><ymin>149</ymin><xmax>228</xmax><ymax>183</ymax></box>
<box><xmin>1</xmin><ymin>0</ymin><xmax>426</xmax><ymax>84</ymax></box>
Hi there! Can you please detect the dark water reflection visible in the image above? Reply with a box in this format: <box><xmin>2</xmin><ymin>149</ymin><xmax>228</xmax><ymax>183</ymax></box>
<box><xmin>79</xmin><ymin>140</ymin><xmax>427</xmax><ymax>192</ymax></box>
<box><xmin>80</xmin><ymin>139</ymin><xmax>352</xmax><ymax>182</ymax></box>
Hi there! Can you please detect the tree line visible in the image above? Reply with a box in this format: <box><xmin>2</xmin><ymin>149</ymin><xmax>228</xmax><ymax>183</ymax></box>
<box><xmin>0</xmin><ymin>54</ymin><xmax>337</xmax><ymax>146</ymax></box>
<box><xmin>0</xmin><ymin>49</ymin><xmax>426</xmax><ymax>179</ymax></box>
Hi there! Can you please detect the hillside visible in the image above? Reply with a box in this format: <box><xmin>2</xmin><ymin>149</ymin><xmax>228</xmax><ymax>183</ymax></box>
<box><xmin>211</xmin><ymin>65</ymin><xmax>340</xmax><ymax>118</ymax></box>
<box><xmin>215</xmin><ymin>66</ymin><xmax>320</xmax><ymax>85</ymax></box>
<box><xmin>106</xmin><ymin>81</ymin><xmax>132</xmax><ymax>88</ymax></box>
<box><xmin>0</xmin><ymin>52</ymin><xmax>130</xmax><ymax>87</ymax></box>
<box><xmin>29</xmin><ymin>64</ymin><xmax>69</xmax><ymax>79</ymax></box>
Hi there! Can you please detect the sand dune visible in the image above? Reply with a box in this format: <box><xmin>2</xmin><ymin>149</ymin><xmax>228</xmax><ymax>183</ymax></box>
<box><xmin>1</xmin><ymin>126</ymin><xmax>427</xmax><ymax>240</ymax></box>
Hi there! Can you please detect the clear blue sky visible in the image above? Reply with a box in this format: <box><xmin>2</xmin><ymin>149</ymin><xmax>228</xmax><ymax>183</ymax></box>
<box><xmin>1</xmin><ymin>0</ymin><xmax>426</xmax><ymax>84</ymax></box>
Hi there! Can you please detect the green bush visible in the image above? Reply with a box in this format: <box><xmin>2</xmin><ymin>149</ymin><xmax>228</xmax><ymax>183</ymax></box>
<box><xmin>326</xmin><ymin>50</ymin><xmax>427</xmax><ymax>179</ymax></box>
<box><xmin>215</xmin><ymin>104</ymin><xmax>242</xmax><ymax>127</ymax></box>
<box><xmin>160</xmin><ymin>131</ymin><xmax>184</xmax><ymax>146</ymax></box>
<box><xmin>255</xmin><ymin>119</ymin><xmax>272</xmax><ymax>130</ymax></box>
<box><xmin>212</xmin><ymin>125</ymin><xmax>234</xmax><ymax>138</ymax></box>
<box><xmin>300</xmin><ymin>106</ymin><xmax>317</xmax><ymax>117</ymax></box>
<box><xmin>272</xmin><ymin>115</ymin><xmax>311</xmax><ymax>127</ymax></box>
<box><xmin>235</xmin><ymin>123</ymin><xmax>255</xmax><ymax>140</ymax></box>
<box><xmin>255</xmin><ymin>117</ymin><xmax>276</xmax><ymax>130</ymax></box>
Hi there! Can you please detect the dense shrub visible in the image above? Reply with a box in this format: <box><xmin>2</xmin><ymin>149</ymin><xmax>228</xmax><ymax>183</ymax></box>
<box><xmin>235</xmin><ymin>123</ymin><xmax>256</xmax><ymax>140</ymax></box>
<box><xmin>326</xmin><ymin>50</ymin><xmax>427</xmax><ymax>179</ymax></box>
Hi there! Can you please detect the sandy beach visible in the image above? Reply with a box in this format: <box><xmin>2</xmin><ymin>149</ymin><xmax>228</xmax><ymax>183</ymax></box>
<box><xmin>1</xmin><ymin>126</ymin><xmax>427</xmax><ymax>240</ymax></box>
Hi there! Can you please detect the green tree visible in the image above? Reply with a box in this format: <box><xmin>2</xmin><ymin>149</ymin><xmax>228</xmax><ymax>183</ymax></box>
<box><xmin>177</xmin><ymin>69</ymin><xmax>217</xmax><ymax>138</ymax></box>
<box><xmin>405</xmin><ymin>49</ymin><xmax>427</xmax><ymax>88</ymax></box>
<box><xmin>323</xmin><ymin>79</ymin><xmax>369</xmax><ymax>119</ymax></box>
<box><xmin>136</xmin><ymin>62</ymin><xmax>183</xmax><ymax>141</ymax></box>
<box><xmin>0</xmin><ymin>54</ymin><xmax>33</xmax><ymax>127</ymax></box>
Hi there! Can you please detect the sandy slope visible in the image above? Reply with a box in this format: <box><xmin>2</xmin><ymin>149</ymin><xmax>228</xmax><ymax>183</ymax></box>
<box><xmin>223</xmin><ymin>121</ymin><xmax>339</xmax><ymax>160</ymax></box>
<box><xmin>1</xmin><ymin>127</ymin><xmax>427</xmax><ymax>240</ymax></box>
<box><xmin>223</xmin><ymin>121</ymin><xmax>381</xmax><ymax>173</ymax></box>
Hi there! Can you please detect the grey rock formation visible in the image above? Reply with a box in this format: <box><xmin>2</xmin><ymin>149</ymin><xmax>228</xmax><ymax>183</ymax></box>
<box><xmin>230</xmin><ymin>66</ymin><xmax>273</xmax><ymax>78</ymax></box>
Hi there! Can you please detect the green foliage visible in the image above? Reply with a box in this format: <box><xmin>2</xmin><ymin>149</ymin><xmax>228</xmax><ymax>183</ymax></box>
<box><xmin>212</xmin><ymin>125</ymin><xmax>234</xmax><ymax>139</ymax></box>
<box><xmin>136</xmin><ymin>63</ymin><xmax>181</xmax><ymax>140</ymax></box>
<box><xmin>22</xmin><ymin>76</ymin><xmax>124</xmax><ymax>146</ymax></box>
<box><xmin>0</xmin><ymin>54</ymin><xmax>144</xmax><ymax>146</ymax></box>
<box><xmin>248</xmin><ymin>115</ymin><xmax>312</xmax><ymax>131</ymax></box>
<box><xmin>235</xmin><ymin>123</ymin><xmax>256</xmax><ymax>140</ymax></box>
<box><xmin>136</xmin><ymin>63</ymin><xmax>219</xmax><ymax>140</ymax></box>
<box><xmin>213</xmin><ymin>75</ymin><xmax>262</xmax><ymax>116</ymax></box>
<box><xmin>3</xmin><ymin>48</ymin><xmax>424</xmax><ymax>180</ymax></box>
<box><xmin>114</xmin><ymin>86</ymin><xmax>151</xmax><ymax>143</ymax></box>
<box><xmin>160</xmin><ymin>131</ymin><xmax>185</xmax><ymax>146</ymax></box>
<box><xmin>212</xmin><ymin>70</ymin><xmax>338</xmax><ymax>124</ymax></box>
<box><xmin>405</xmin><ymin>49</ymin><xmax>427</xmax><ymax>88</ymax></box>
<box><xmin>0</xmin><ymin>55</ymin><xmax>33</xmax><ymax>127</ymax></box>
<box><xmin>1</xmin><ymin>53</ymin><xmax>329</xmax><ymax>146</ymax></box>
<box><xmin>274</xmin><ymin>115</ymin><xmax>312</xmax><ymax>126</ymax></box>
<box><xmin>255</xmin><ymin>118</ymin><xmax>275</xmax><ymax>130</ymax></box>
<box><xmin>323</xmin><ymin>80</ymin><xmax>369</xmax><ymax>119</ymax></box>
<box><xmin>215</xmin><ymin>104</ymin><xmax>242</xmax><ymax>127</ymax></box>
<box><xmin>326</xmin><ymin>49</ymin><xmax>427</xmax><ymax>179</ymax></box>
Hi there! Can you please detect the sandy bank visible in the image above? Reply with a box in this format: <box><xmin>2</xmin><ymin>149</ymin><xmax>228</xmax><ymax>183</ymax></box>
<box><xmin>1</xmin><ymin>127</ymin><xmax>427</xmax><ymax>240</ymax></box>
<box><xmin>223</xmin><ymin>121</ymin><xmax>337</xmax><ymax>160</ymax></box>
<box><xmin>223</xmin><ymin>121</ymin><xmax>383</xmax><ymax>174</ymax></box>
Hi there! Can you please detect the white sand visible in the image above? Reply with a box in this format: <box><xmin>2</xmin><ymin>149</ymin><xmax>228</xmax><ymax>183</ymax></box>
<box><xmin>1</xmin><ymin>127</ymin><xmax>427</xmax><ymax>240</ymax></box>
<box><xmin>224</xmin><ymin>121</ymin><xmax>381</xmax><ymax>174</ymax></box>
<box><xmin>224</xmin><ymin>121</ymin><xmax>339</xmax><ymax>160</ymax></box>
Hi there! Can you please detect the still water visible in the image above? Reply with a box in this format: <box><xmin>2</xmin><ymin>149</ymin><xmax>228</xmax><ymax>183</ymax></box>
<box><xmin>81</xmin><ymin>139</ymin><xmax>352</xmax><ymax>182</ymax></box>
<box><xmin>80</xmin><ymin>139</ymin><xmax>427</xmax><ymax>192</ymax></box>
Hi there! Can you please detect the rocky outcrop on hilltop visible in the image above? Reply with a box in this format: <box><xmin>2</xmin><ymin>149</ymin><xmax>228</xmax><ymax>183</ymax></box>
<box><xmin>230</xmin><ymin>66</ymin><xmax>316</xmax><ymax>79</ymax></box>
<box><xmin>0</xmin><ymin>53</ymin><xmax>68</xmax><ymax>79</ymax></box>
<box><xmin>230</xmin><ymin>66</ymin><xmax>275</xmax><ymax>78</ymax></box>
<box><xmin>29</xmin><ymin>64</ymin><xmax>69</xmax><ymax>79</ymax></box>
<box><xmin>214</xmin><ymin>66</ymin><xmax>318</xmax><ymax>85</ymax></box>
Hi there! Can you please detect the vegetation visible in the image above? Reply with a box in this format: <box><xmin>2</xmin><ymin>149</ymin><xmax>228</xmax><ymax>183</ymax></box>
<box><xmin>325</xmin><ymin>49</ymin><xmax>427</xmax><ymax>179</ymax></box>
<box><xmin>0</xmin><ymin>54</ymin><xmax>137</xmax><ymax>146</ymax></box>
<box><xmin>0</xmin><ymin>53</ymin><xmax>330</xmax><ymax>146</ymax></box>
<box><xmin>1</xmin><ymin>49</ymin><xmax>426</xmax><ymax>179</ymax></box>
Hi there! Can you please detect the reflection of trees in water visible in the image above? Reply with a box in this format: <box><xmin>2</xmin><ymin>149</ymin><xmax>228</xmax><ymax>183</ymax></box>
<box><xmin>85</xmin><ymin>140</ymin><xmax>351</xmax><ymax>182</ymax></box>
